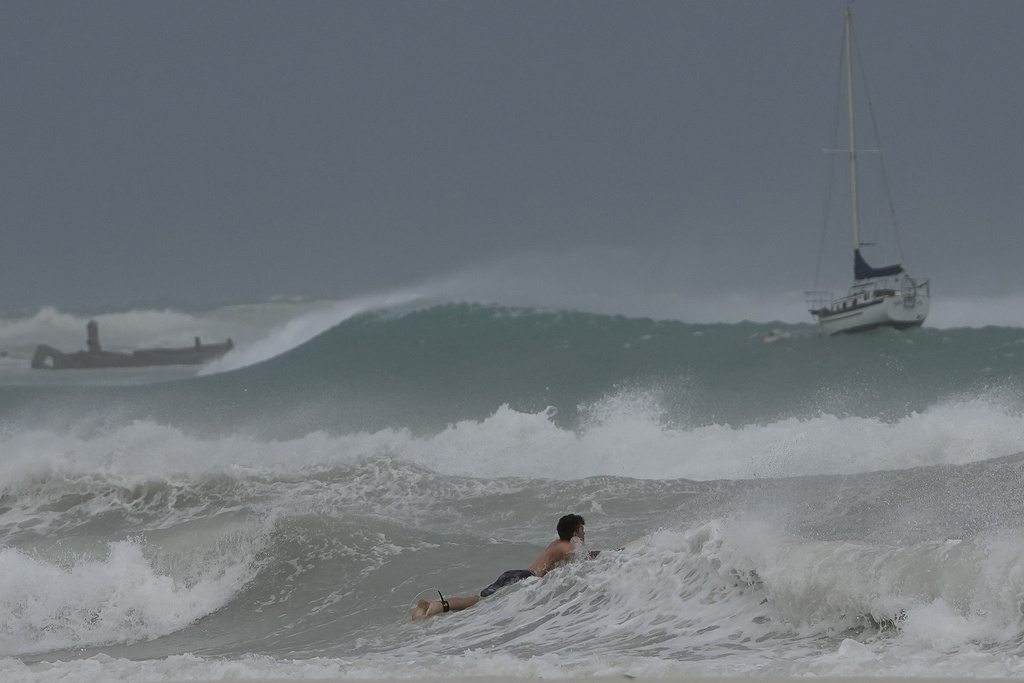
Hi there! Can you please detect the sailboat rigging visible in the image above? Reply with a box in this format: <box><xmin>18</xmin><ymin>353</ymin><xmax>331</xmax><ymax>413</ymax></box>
<box><xmin>805</xmin><ymin>8</ymin><xmax>929</xmax><ymax>335</ymax></box>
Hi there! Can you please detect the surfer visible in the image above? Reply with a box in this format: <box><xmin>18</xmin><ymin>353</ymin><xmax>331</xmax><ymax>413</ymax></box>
<box><xmin>411</xmin><ymin>513</ymin><xmax>600</xmax><ymax>621</ymax></box>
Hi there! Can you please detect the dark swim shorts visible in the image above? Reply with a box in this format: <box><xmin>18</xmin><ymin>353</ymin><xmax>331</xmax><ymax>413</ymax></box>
<box><xmin>479</xmin><ymin>569</ymin><xmax>536</xmax><ymax>597</ymax></box>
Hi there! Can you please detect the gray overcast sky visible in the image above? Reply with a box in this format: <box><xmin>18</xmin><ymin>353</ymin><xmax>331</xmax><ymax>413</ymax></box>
<box><xmin>1</xmin><ymin>1</ymin><xmax>1022</xmax><ymax>317</ymax></box>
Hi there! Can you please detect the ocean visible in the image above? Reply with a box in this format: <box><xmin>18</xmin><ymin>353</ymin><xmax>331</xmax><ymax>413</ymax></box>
<box><xmin>2</xmin><ymin>297</ymin><xmax>1024</xmax><ymax>680</ymax></box>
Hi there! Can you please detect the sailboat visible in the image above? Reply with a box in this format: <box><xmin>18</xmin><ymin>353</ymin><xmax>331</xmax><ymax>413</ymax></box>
<box><xmin>806</xmin><ymin>9</ymin><xmax>929</xmax><ymax>335</ymax></box>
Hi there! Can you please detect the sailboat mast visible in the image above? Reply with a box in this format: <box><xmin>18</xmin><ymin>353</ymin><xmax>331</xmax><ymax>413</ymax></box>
<box><xmin>845</xmin><ymin>8</ymin><xmax>861</xmax><ymax>251</ymax></box>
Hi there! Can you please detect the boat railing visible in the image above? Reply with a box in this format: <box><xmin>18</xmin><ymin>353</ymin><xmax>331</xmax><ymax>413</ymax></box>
<box><xmin>805</xmin><ymin>290</ymin><xmax>833</xmax><ymax>311</ymax></box>
<box><xmin>901</xmin><ymin>276</ymin><xmax>930</xmax><ymax>302</ymax></box>
<box><xmin>850</xmin><ymin>278</ymin><xmax>894</xmax><ymax>294</ymax></box>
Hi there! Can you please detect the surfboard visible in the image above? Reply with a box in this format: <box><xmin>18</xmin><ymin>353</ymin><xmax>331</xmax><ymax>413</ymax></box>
<box><xmin>621</xmin><ymin>534</ymin><xmax>650</xmax><ymax>551</ymax></box>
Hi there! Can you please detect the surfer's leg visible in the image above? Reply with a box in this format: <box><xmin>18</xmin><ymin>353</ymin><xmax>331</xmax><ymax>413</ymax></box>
<box><xmin>411</xmin><ymin>596</ymin><xmax>480</xmax><ymax>621</ymax></box>
<box><xmin>445</xmin><ymin>596</ymin><xmax>480</xmax><ymax>611</ymax></box>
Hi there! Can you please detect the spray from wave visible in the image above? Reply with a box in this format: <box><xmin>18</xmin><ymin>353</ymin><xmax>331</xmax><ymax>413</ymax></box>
<box><xmin>3</xmin><ymin>392</ymin><xmax>1023</xmax><ymax>485</ymax></box>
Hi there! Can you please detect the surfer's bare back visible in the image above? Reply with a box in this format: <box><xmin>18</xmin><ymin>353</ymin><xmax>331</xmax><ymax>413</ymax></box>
<box><xmin>411</xmin><ymin>513</ymin><xmax>601</xmax><ymax>621</ymax></box>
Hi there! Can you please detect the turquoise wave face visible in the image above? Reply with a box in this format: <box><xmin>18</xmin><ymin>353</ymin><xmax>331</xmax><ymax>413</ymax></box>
<box><xmin>3</xmin><ymin>303</ymin><xmax>1024</xmax><ymax>438</ymax></box>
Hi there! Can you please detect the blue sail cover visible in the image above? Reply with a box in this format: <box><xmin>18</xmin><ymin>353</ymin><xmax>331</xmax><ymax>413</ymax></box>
<box><xmin>854</xmin><ymin>249</ymin><xmax>904</xmax><ymax>280</ymax></box>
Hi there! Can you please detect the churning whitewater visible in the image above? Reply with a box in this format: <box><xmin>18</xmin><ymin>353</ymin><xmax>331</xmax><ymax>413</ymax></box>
<box><xmin>2</xmin><ymin>300</ymin><xmax>1024</xmax><ymax>681</ymax></box>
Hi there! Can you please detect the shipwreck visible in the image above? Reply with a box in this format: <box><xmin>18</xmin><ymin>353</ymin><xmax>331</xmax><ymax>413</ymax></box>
<box><xmin>31</xmin><ymin>320</ymin><xmax>233</xmax><ymax>370</ymax></box>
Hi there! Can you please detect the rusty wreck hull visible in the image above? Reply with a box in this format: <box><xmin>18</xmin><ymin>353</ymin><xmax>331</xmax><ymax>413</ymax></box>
<box><xmin>31</xmin><ymin>341</ymin><xmax>233</xmax><ymax>370</ymax></box>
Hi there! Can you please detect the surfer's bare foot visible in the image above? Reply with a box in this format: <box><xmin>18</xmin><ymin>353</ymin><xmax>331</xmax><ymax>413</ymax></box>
<box><xmin>411</xmin><ymin>599</ymin><xmax>443</xmax><ymax>621</ymax></box>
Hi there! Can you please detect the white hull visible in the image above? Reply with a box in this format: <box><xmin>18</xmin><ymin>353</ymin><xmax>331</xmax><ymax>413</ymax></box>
<box><xmin>808</xmin><ymin>277</ymin><xmax>930</xmax><ymax>335</ymax></box>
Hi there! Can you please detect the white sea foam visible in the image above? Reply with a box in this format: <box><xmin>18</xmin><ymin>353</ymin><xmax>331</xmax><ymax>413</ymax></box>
<box><xmin>395</xmin><ymin>521</ymin><xmax>1024</xmax><ymax>676</ymax></box>
<box><xmin>707</xmin><ymin>521</ymin><xmax>1024</xmax><ymax>652</ymax></box>
<box><xmin>5</xmin><ymin>522</ymin><xmax>1024</xmax><ymax>679</ymax></box>
<box><xmin>7</xmin><ymin>644</ymin><xmax>1024</xmax><ymax>683</ymax></box>
<box><xmin>0</xmin><ymin>536</ymin><xmax>258</xmax><ymax>657</ymax></box>
<box><xmin>2</xmin><ymin>392</ymin><xmax>1023</xmax><ymax>490</ymax></box>
<box><xmin>390</xmin><ymin>393</ymin><xmax>1024</xmax><ymax>480</ymax></box>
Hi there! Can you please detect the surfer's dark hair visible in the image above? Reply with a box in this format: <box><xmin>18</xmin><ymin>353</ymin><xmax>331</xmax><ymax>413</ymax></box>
<box><xmin>557</xmin><ymin>514</ymin><xmax>585</xmax><ymax>541</ymax></box>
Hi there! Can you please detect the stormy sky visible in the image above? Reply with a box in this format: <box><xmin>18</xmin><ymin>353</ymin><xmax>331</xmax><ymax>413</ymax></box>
<box><xmin>2</xmin><ymin>1</ymin><xmax>1022</xmax><ymax>323</ymax></box>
